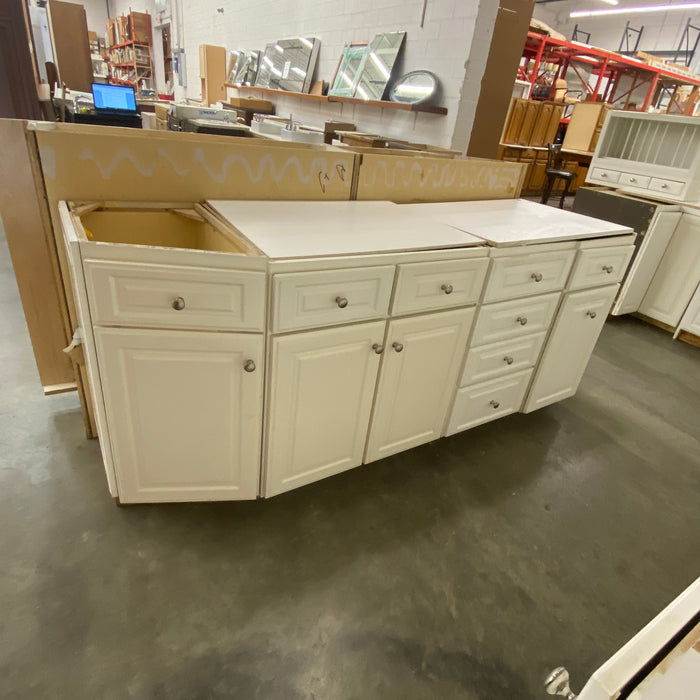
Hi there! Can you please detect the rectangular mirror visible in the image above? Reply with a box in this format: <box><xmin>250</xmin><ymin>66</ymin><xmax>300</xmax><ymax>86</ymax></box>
<box><xmin>329</xmin><ymin>42</ymin><xmax>368</xmax><ymax>98</ymax></box>
<box><xmin>255</xmin><ymin>37</ymin><xmax>320</xmax><ymax>93</ymax></box>
<box><xmin>232</xmin><ymin>50</ymin><xmax>260</xmax><ymax>86</ymax></box>
<box><xmin>355</xmin><ymin>32</ymin><xmax>405</xmax><ymax>101</ymax></box>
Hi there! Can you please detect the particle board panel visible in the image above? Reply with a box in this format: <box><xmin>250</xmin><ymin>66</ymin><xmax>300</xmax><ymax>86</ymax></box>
<box><xmin>46</xmin><ymin>0</ymin><xmax>92</xmax><ymax>93</ymax></box>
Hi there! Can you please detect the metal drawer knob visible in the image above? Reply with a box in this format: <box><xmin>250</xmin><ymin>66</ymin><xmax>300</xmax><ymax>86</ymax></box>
<box><xmin>661</xmin><ymin>183</ymin><xmax>668</xmax><ymax>189</ymax></box>
<box><xmin>544</xmin><ymin>666</ymin><xmax>577</xmax><ymax>698</ymax></box>
<box><xmin>490</xmin><ymin>400</ymin><xmax>500</xmax><ymax>409</ymax></box>
<box><xmin>531</xmin><ymin>272</ymin><xmax>543</xmax><ymax>282</ymax></box>
<box><xmin>336</xmin><ymin>296</ymin><xmax>349</xmax><ymax>308</ymax></box>
<box><xmin>392</xmin><ymin>342</ymin><xmax>404</xmax><ymax>353</ymax></box>
<box><xmin>629</xmin><ymin>177</ymin><xmax>637</xmax><ymax>183</ymax></box>
<box><xmin>602</xmin><ymin>265</ymin><xmax>613</xmax><ymax>273</ymax></box>
<box><xmin>441</xmin><ymin>283</ymin><xmax>454</xmax><ymax>295</ymax></box>
<box><xmin>172</xmin><ymin>296</ymin><xmax>185</xmax><ymax>311</ymax></box>
<box><xmin>372</xmin><ymin>343</ymin><xmax>384</xmax><ymax>355</ymax></box>
<box><xmin>516</xmin><ymin>316</ymin><xmax>528</xmax><ymax>326</ymax></box>
<box><xmin>586</xmin><ymin>310</ymin><xmax>597</xmax><ymax>319</ymax></box>
<box><xmin>600</xmin><ymin>172</ymin><xmax>608</xmax><ymax>178</ymax></box>
<box><xmin>504</xmin><ymin>356</ymin><xmax>514</xmax><ymax>365</ymax></box>
<box><xmin>243</xmin><ymin>359</ymin><xmax>256</xmax><ymax>372</ymax></box>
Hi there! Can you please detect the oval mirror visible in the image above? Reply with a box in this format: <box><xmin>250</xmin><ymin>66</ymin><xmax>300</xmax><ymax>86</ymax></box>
<box><xmin>390</xmin><ymin>71</ymin><xmax>439</xmax><ymax>105</ymax></box>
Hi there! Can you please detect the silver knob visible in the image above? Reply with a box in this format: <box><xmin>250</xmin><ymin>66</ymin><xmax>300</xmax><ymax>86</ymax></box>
<box><xmin>392</xmin><ymin>342</ymin><xmax>404</xmax><ymax>353</ymax></box>
<box><xmin>372</xmin><ymin>343</ymin><xmax>384</xmax><ymax>355</ymax></box>
<box><xmin>586</xmin><ymin>310</ymin><xmax>597</xmax><ymax>319</ymax></box>
<box><xmin>489</xmin><ymin>400</ymin><xmax>500</xmax><ymax>409</ymax></box>
<box><xmin>172</xmin><ymin>296</ymin><xmax>185</xmax><ymax>311</ymax></box>
<box><xmin>243</xmin><ymin>359</ymin><xmax>256</xmax><ymax>372</ymax></box>
<box><xmin>504</xmin><ymin>356</ymin><xmax>514</xmax><ymax>365</ymax></box>
<box><xmin>516</xmin><ymin>316</ymin><xmax>528</xmax><ymax>326</ymax></box>
<box><xmin>544</xmin><ymin>667</ymin><xmax>577</xmax><ymax>699</ymax></box>
<box><xmin>629</xmin><ymin>177</ymin><xmax>637</xmax><ymax>183</ymax></box>
<box><xmin>531</xmin><ymin>272</ymin><xmax>543</xmax><ymax>282</ymax></box>
<box><xmin>661</xmin><ymin>183</ymin><xmax>668</xmax><ymax>188</ymax></box>
<box><xmin>601</xmin><ymin>172</ymin><xmax>608</xmax><ymax>178</ymax></box>
<box><xmin>602</xmin><ymin>265</ymin><xmax>613</xmax><ymax>273</ymax></box>
<box><xmin>336</xmin><ymin>296</ymin><xmax>349</xmax><ymax>308</ymax></box>
<box><xmin>441</xmin><ymin>283</ymin><xmax>454</xmax><ymax>295</ymax></box>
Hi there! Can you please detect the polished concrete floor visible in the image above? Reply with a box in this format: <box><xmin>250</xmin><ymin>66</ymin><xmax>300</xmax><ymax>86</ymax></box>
<box><xmin>1</xmin><ymin>224</ymin><xmax>699</xmax><ymax>700</ymax></box>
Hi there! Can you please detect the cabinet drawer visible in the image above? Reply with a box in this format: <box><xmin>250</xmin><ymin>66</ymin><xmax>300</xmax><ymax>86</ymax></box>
<box><xmin>85</xmin><ymin>260</ymin><xmax>266</xmax><ymax>331</ymax></box>
<box><xmin>568</xmin><ymin>244</ymin><xmax>635</xmax><ymax>290</ymax></box>
<box><xmin>460</xmin><ymin>332</ymin><xmax>545</xmax><ymax>386</ymax></box>
<box><xmin>648</xmin><ymin>177</ymin><xmax>684</xmax><ymax>197</ymax></box>
<box><xmin>471</xmin><ymin>292</ymin><xmax>560</xmax><ymax>346</ymax></box>
<box><xmin>483</xmin><ymin>250</ymin><xmax>575</xmax><ymax>302</ymax></box>
<box><xmin>272</xmin><ymin>266</ymin><xmax>394</xmax><ymax>332</ymax></box>
<box><xmin>446</xmin><ymin>369</ymin><xmax>532</xmax><ymax>435</ymax></box>
<box><xmin>590</xmin><ymin>167</ymin><xmax>620</xmax><ymax>184</ymax></box>
<box><xmin>619</xmin><ymin>172</ymin><xmax>650</xmax><ymax>189</ymax></box>
<box><xmin>391</xmin><ymin>257</ymin><xmax>489</xmax><ymax>315</ymax></box>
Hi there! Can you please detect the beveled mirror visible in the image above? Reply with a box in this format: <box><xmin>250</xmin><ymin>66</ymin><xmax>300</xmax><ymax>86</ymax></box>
<box><xmin>390</xmin><ymin>71</ymin><xmax>440</xmax><ymax>105</ymax></box>
<box><xmin>232</xmin><ymin>51</ymin><xmax>260</xmax><ymax>86</ymax></box>
<box><xmin>354</xmin><ymin>31</ymin><xmax>405</xmax><ymax>101</ymax></box>
<box><xmin>329</xmin><ymin>42</ymin><xmax>368</xmax><ymax>97</ymax></box>
<box><xmin>255</xmin><ymin>37</ymin><xmax>320</xmax><ymax>93</ymax></box>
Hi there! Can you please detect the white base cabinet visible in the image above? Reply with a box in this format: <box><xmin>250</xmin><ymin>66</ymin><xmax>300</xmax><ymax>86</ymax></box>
<box><xmin>95</xmin><ymin>328</ymin><xmax>264</xmax><ymax>503</ymax></box>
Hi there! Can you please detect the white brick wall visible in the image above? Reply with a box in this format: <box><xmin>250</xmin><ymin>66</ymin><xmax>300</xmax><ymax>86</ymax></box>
<box><xmin>179</xmin><ymin>0</ymin><xmax>495</xmax><ymax>149</ymax></box>
<box><xmin>75</xmin><ymin>0</ymin><xmax>109</xmax><ymax>34</ymax></box>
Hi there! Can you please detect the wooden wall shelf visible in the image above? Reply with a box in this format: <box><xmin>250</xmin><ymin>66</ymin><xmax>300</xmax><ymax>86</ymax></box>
<box><xmin>226</xmin><ymin>85</ymin><xmax>448</xmax><ymax>115</ymax></box>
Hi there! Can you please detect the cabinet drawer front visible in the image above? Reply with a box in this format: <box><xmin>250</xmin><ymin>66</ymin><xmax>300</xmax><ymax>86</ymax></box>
<box><xmin>460</xmin><ymin>332</ymin><xmax>545</xmax><ymax>386</ymax></box>
<box><xmin>648</xmin><ymin>177</ymin><xmax>684</xmax><ymax>197</ymax></box>
<box><xmin>590</xmin><ymin>167</ymin><xmax>620</xmax><ymax>184</ymax></box>
<box><xmin>471</xmin><ymin>292</ymin><xmax>560</xmax><ymax>346</ymax></box>
<box><xmin>272</xmin><ymin>266</ymin><xmax>395</xmax><ymax>332</ymax></box>
<box><xmin>85</xmin><ymin>260</ymin><xmax>266</xmax><ymax>331</ymax></box>
<box><xmin>619</xmin><ymin>173</ymin><xmax>650</xmax><ymax>189</ymax></box>
<box><xmin>568</xmin><ymin>244</ymin><xmax>635</xmax><ymax>290</ymax></box>
<box><xmin>446</xmin><ymin>370</ymin><xmax>532</xmax><ymax>435</ymax></box>
<box><xmin>392</xmin><ymin>257</ymin><xmax>489</xmax><ymax>315</ymax></box>
<box><xmin>484</xmin><ymin>250</ymin><xmax>575</xmax><ymax>302</ymax></box>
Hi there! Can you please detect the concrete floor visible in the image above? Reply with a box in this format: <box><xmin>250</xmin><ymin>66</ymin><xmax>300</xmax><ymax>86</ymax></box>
<box><xmin>1</xmin><ymin>223</ymin><xmax>699</xmax><ymax>700</ymax></box>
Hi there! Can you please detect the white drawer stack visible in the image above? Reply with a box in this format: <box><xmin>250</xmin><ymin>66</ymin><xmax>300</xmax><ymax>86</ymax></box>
<box><xmin>446</xmin><ymin>246</ymin><xmax>576</xmax><ymax>434</ymax></box>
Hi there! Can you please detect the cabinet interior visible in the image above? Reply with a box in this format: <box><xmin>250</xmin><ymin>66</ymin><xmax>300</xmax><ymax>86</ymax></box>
<box><xmin>77</xmin><ymin>207</ymin><xmax>253</xmax><ymax>255</ymax></box>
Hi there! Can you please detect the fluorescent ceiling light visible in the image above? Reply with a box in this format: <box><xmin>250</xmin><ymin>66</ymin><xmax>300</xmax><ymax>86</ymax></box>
<box><xmin>600</xmin><ymin>0</ymin><xmax>619</xmax><ymax>5</ymax></box>
<box><xmin>572</xmin><ymin>3</ymin><xmax>700</xmax><ymax>18</ymax></box>
<box><xmin>299</xmin><ymin>37</ymin><xmax>313</xmax><ymax>49</ymax></box>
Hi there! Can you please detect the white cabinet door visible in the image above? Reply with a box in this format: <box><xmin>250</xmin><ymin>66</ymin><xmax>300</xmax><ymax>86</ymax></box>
<box><xmin>523</xmin><ymin>285</ymin><xmax>618</xmax><ymax>413</ymax></box>
<box><xmin>677</xmin><ymin>282</ymin><xmax>700</xmax><ymax>336</ymax></box>
<box><xmin>265</xmin><ymin>321</ymin><xmax>385</xmax><ymax>497</ymax></box>
<box><xmin>365</xmin><ymin>307</ymin><xmax>474</xmax><ymax>463</ymax></box>
<box><xmin>94</xmin><ymin>328</ymin><xmax>263</xmax><ymax>503</ymax></box>
<box><xmin>639</xmin><ymin>212</ymin><xmax>700</xmax><ymax>327</ymax></box>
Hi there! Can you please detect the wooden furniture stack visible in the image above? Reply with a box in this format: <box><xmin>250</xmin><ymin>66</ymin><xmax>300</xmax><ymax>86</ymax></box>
<box><xmin>502</xmin><ymin>98</ymin><xmax>563</xmax><ymax>148</ymax></box>
<box><xmin>107</xmin><ymin>10</ymin><xmax>153</xmax><ymax>92</ymax></box>
<box><xmin>562</xmin><ymin>102</ymin><xmax>611</xmax><ymax>153</ymax></box>
<box><xmin>199</xmin><ymin>44</ymin><xmax>227</xmax><ymax>106</ymax></box>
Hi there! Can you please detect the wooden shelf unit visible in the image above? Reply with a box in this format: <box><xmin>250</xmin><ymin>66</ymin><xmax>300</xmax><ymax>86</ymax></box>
<box><xmin>226</xmin><ymin>85</ymin><xmax>448</xmax><ymax>115</ymax></box>
<box><xmin>107</xmin><ymin>11</ymin><xmax>154</xmax><ymax>92</ymax></box>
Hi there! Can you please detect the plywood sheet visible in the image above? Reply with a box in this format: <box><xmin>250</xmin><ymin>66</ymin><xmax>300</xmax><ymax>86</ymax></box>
<box><xmin>47</xmin><ymin>0</ymin><xmax>92</xmax><ymax>93</ymax></box>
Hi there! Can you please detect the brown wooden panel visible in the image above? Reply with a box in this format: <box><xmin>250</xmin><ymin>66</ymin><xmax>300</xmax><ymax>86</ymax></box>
<box><xmin>529</xmin><ymin>103</ymin><xmax>553</xmax><ymax>147</ymax></box>
<box><xmin>516</xmin><ymin>101</ymin><xmax>539</xmax><ymax>146</ymax></box>
<box><xmin>47</xmin><ymin>0</ymin><xmax>92</xmax><ymax>92</ymax></box>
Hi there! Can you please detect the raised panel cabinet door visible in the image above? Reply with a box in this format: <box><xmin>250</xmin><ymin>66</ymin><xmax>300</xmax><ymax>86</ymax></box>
<box><xmin>94</xmin><ymin>328</ymin><xmax>263</xmax><ymax>503</ymax></box>
<box><xmin>264</xmin><ymin>321</ymin><xmax>385</xmax><ymax>497</ymax></box>
<box><xmin>639</xmin><ymin>212</ymin><xmax>700</xmax><ymax>327</ymax></box>
<box><xmin>522</xmin><ymin>284</ymin><xmax>618</xmax><ymax>413</ymax></box>
<box><xmin>365</xmin><ymin>307</ymin><xmax>475</xmax><ymax>463</ymax></box>
<box><xmin>677</xmin><ymin>283</ymin><xmax>700</xmax><ymax>335</ymax></box>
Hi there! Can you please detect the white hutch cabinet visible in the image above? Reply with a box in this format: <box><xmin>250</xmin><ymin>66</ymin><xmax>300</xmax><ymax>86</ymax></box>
<box><xmin>60</xmin><ymin>199</ymin><xmax>633</xmax><ymax>503</ymax></box>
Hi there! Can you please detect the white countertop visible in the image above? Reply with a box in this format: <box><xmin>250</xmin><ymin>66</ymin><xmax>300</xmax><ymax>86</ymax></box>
<box><xmin>403</xmin><ymin>199</ymin><xmax>633</xmax><ymax>247</ymax></box>
<box><xmin>206</xmin><ymin>200</ymin><xmax>484</xmax><ymax>258</ymax></box>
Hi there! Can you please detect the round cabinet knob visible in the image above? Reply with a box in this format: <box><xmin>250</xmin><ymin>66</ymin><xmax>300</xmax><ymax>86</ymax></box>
<box><xmin>172</xmin><ymin>296</ymin><xmax>186</xmax><ymax>311</ymax></box>
<box><xmin>516</xmin><ymin>316</ymin><xmax>528</xmax><ymax>326</ymax></box>
<box><xmin>544</xmin><ymin>666</ymin><xmax>576</xmax><ymax>698</ymax></box>
<box><xmin>601</xmin><ymin>172</ymin><xmax>608</xmax><ymax>178</ymax></box>
<box><xmin>441</xmin><ymin>283</ymin><xmax>454</xmax><ymax>295</ymax></box>
<box><xmin>504</xmin><ymin>356</ymin><xmax>514</xmax><ymax>365</ymax></box>
<box><xmin>531</xmin><ymin>272</ymin><xmax>543</xmax><ymax>283</ymax></box>
<box><xmin>602</xmin><ymin>265</ymin><xmax>614</xmax><ymax>273</ymax></box>
<box><xmin>629</xmin><ymin>177</ymin><xmax>637</xmax><ymax>183</ymax></box>
<box><xmin>335</xmin><ymin>296</ymin><xmax>349</xmax><ymax>309</ymax></box>
<box><xmin>489</xmin><ymin>400</ymin><xmax>500</xmax><ymax>409</ymax></box>
<box><xmin>661</xmin><ymin>183</ymin><xmax>669</xmax><ymax>189</ymax></box>
<box><xmin>372</xmin><ymin>343</ymin><xmax>384</xmax><ymax>355</ymax></box>
<box><xmin>392</xmin><ymin>342</ymin><xmax>404</xmax><ymax>353</ymax></box>
<box><xmin>243</xmin><ymin>359</ymin><xmax>256</xmax><ymax>372</ymax></box>
<box><xmin>586</xmin><ymin>310</ymin><xmax>597</xmax><ymax>319</ymax></box>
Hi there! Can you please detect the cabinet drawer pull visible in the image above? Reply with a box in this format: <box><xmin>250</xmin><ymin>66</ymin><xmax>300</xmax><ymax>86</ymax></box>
<box><xmin>392</xmin><ymin>342</ymin><xmax>404</xmax><ymax>353</ymax></box>
<box><xmin>661</xmin><ymin>183</ymin><xmax>668</xmax><ymax>189</ymax></box>
<box><xmin>629</xmin><ymin>177</ymin><xmax>637</xmax><ymax>183</ymax></box>
<box><xmin>171</xmin><ymin>296</ymin><xmax>186</xmax><ymax>311</ymax></box>
<box><xmin>441</xmin><ymin>283</ymin><xmax>454</xmax><ymax>295</ymax></box>
<box><xmin>372</xmin><ymin>343</ymin><xmax>384</xmax><ymax>355</ymax></box>
<box><xmin>243</xmin><ymin>359</ymin><xmax>256</xmax><ymax>372</ymax></box>
<box><xmin>504</xmin><ymin>356</ymin><xmax>514</xmax><ymax>365</ymax></box>
<box><xmin>531</xmin><ymin>272</ymin><xmax>543</xmax><ymax>282</ymax></box>
<box><xmin>586</xmin><ymin>310</ymin><xmax>597</xmax><ymax>319</ymax></box>
<box><xmin>335</xmin><ymin>296</ymin><xmax>349</xmax><ymax>308</ymax></box>
<box><xmin>489</xmin><ymin>400</ymin><xmax>500</xmax><ymax>409</ymax></box>
<box><xmin>602</xmin><ymin>265</ymin><xmax>614</xmax><ymax>274</ymax></box>
<box><xmin>600</xmin><ymin>172</ymin><xmax>608</xmax><ymax>178</ymax></box>
<box><xmin>516</xmin><ymin>316</ymin><xmax>528</xmax><ymax>326</ymax></box>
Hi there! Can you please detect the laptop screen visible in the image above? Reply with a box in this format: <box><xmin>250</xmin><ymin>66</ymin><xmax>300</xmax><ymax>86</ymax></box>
<box><xmin>92</xmin><ymin>83</ymin><xmax>137</xmax><ymax>112</ymax></box>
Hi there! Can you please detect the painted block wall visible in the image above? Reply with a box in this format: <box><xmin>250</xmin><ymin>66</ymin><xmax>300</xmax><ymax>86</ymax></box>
<box><xmin>178</xmin><ymin>0</ymin><xmax>497</xmax><ymax>150</ymax></box>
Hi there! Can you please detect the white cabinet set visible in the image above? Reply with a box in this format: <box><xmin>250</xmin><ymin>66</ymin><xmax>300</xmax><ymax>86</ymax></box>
<box><xmin>60</xmin><ymin>199</ymin><xmax>632</xmax><ymax>504</ymax></box>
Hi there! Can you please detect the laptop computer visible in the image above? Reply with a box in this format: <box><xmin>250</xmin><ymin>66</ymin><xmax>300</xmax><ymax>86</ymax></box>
<box><xmin>92</xmin><ymin>83</ymin><xmax>138</xmax><ymax>115</ymax></box>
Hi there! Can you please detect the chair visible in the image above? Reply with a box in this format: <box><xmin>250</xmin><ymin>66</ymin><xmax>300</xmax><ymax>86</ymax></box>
<box><xmin>541</xmin><ymin>143</ymin><xmax>576</xmax><ymax>209</ymax></box>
